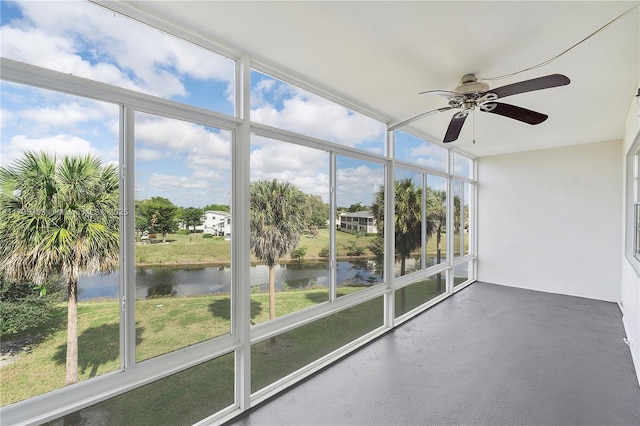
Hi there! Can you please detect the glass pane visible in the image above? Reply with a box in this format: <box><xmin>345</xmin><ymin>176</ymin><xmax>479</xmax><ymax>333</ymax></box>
<box><xmin>635</xmin><ymin>204</ymin><xmax>640</xmax><ymax>259</ymax></box>
<box><xmin>394</xmin><ymin>130</ymin><xmax>448</xmax><ymax>171</ymax></box>
<box><xmin>46</xmin><ymin>352</ymin><xmax>235</xmax><ymax>426</ymax></box>
<box><xmin>0</xmin><ymin>83</ymin><xmax>120</xmax><ymax>405</ymax></box>
<box><xmin>393</xmin><ymin>168</ymin><xmax>423</xmax><ymax>278</ymax></box>
<box><xmin>427</xmin><ymin>175</ymin><xmax>448</xmax><ymax>267</ymax></box>
<box><xmin>250</xmin><ymin>70</ymin><xmax>385</xmax><ymax>155</ymax></box>
<box><xmin>453</xmin><ymin>180</ymin><xmax>463</xmax><ymax>257</ymax></box>
<box><xmin>1</xmin><ymin>1</ymin><xmax>235</xmax><ymax>115</ymax></box>
<box><xmin>249</xmin><ymin>136</ymin><xmax>330</xmax><ymax>323</ymax></box>
<box><xmin>454</xmin><ymin>261</ymin><xmax>471</xmax><ymax>287</ymax></box>
<box><xmin>395</xmin><ymin>274</ymin><xmax>446</xmax><ymax>317</ymax></box>
<box><xmin>336</xmin><ymin>156</ymin><xmax>385</xmax><ymax>296</ymax></box>
<box><xmin>252</xmin><ymin>296</ymin><xmax>384</xmax><ymax>393</ymax></box>
<box><xmin>134</xmin><ymin>112</ymin><xmax>231</xmax><ymax>362</ymax></box>
<box><xmin>453</xmin><ymin>152</ymin><xmax>473</xmax><ymax>178</ymax></box>
<box><xmin>463</xmin><ymin>182</ymin><xmax>472</xmax><ymax>256</ymax></box>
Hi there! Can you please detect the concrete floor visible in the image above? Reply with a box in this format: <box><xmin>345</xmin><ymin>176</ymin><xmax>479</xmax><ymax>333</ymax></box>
<box><xmin>228</xmin><ymin>282</ymin><xmax>640</xmax><ymax>426</ymax></box>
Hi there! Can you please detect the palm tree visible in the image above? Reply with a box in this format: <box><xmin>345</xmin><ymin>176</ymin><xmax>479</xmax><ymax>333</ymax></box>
<box><xmin>0</xmin><ymin>151</ymin><xmax>119</xmax><ymax>385</ymax></box>
<box><xmin>250</xmin><ymin>179</ymin><xmax>307</xmax><ymax>320</ymax></box>
<box><xmin>372</xmin><ymin>178</ymin><xmax>424</xmax><ymax>275</ymax></box>
<box><xmin>372</xmin><ymin>178</ymin><xmax>427</xmax><ymax>310</ymax></box>
<box><xmin>427</xmin><ymin>188</ymin><xmax>447</xmax><ymax>291</ymax></box>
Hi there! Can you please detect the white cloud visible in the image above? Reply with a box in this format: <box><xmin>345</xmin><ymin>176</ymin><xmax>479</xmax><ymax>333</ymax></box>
<box><xmin>409</xmin><ymin>142</ymin><xmax>448</xmax><ymax>171</ymax></box>
<box><xmin>335</xmin><ymin>164</ymin><xmax>385</xmax><ymax>206</ymax></box>
<box><xmin>147</xmin><ymin>173</ymin><xmax>210</xmax><ymax>192</ymax></box>
<box><xmin>1</xmin><ymin>1</ymin><xmax>234</xmax><ymax>100</ymax></box>
<box><xmin>1</xmin><ymin>134</ymin><xmax>97</xmax><ymax>165</ymax></box>
<box><xmin>249</xmin><ymin>136</ymin><xmax>330</xmax><ymax>200</ymax></box>
<box><xmin>0</xmin><ymin>109</ymin><xmax>16</xmax><ymax>130</ymax></box>
<box><xmin>134</xmin><ymin>115</ymin><xmax>231</xmax><ymax>180</ymax></box>
<box><xmin>135</xmin><ymin>147</ymin><xmax>170</xmax><ymax>162</ymax></box>
<box><xmin>20</xmin><ymin>102</ymin><xmax>107</xmax><ymax>128</ymax></box>
<box><xmin>250</xmin><ymin>80</ymin><xmax>385</xmax><ymax>148</ymax></box>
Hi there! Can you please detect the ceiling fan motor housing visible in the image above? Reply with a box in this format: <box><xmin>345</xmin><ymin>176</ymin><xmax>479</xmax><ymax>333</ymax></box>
<box><xmin>454</xmin><ymin>74</ymin><xmax>490</xmax><ymax>94</ymax></box>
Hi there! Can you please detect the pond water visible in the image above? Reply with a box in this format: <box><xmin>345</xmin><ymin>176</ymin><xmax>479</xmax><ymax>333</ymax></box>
<box><xmin>77</xmin><ymin>260</ymin><xmax>384</xmax><ymax>301</ymax></box>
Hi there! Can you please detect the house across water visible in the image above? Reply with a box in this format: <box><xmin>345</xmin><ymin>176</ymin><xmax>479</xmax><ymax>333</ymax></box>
<box><xmin>339</xmin><ymin>210</ymin><xmax>377</xmax><ymax>234</ymax></box>
<box><xmin>199</xmin><ymin>210</ymin><xmax>231</xmax><ymax>239</ymax></box>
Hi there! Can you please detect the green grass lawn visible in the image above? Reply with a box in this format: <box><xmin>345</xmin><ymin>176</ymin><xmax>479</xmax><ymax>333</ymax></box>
<box><xmin>1</xmin><ymin>279</ymin><xmax>445</xmax><ymax>411</ymax></box>
<box><xmin>2</xmin><ymin>227</ymin><xmax>466</xmax><ymax>421</ymax></box>
<box><xmin>135</xmin><ymin>228</ymin><xmax>465</xmax><ymax>266</ymax></box>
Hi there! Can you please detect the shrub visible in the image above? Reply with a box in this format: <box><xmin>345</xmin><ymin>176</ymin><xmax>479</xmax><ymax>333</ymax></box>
<box><xmin>202</xmin><ymin>233</ymin><xmax>213</xmax><ymax>239</ymax></box>
<box><xmin>177</xmin><ymin>229</ymin><xmax>190</xmax><ymax>235</ymax></box>
<box><xmin>318</xmin><ymin>246</ymin><xmax>330</xmax><ymax>258</ymax></box>
<box><xmin>369</xmin><ymin>236</ymin><xmax>384</xmax><ymax>257</ymax></box>
<box><xmin>342</xmin><ymin>240</ymin><xmax>364</xmax><ymax>257</ymax></box>
<box><xmin>291</xmin><ymin>246</ymin><xmax>308</xmax><ymax>262</ymax></box>
<box><xmin>0</xmin><ymin>275</ymin><xmax>63</xmax><ymax>335</ymax></box>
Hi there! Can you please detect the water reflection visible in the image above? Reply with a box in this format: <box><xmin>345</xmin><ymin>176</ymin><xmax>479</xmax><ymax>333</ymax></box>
<box><xmin>78</xmin><ymin>260</ymin><xmax>384</xmax><ymax>301</ymax></box>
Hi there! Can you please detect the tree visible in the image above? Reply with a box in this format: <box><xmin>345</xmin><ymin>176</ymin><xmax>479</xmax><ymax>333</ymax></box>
<box><xmin>427</xmin><ymin>189</ymin><xmax>447</xmax><ymax>291</ymax></box>
<box><xmin>348</xmin><ymin>202</ymin><xmax>365</xmax><ymax>212</ymax></box>
<box><xmin>0</xmin><ymin>151</ymin><xmax>119</xmax><ymax>385</ymax></box>
<box><xmin>372</xmin><ymin>178</ymin><xmax>424</xmax><ymax>276</ymax></box>
<box><xmin>250</xmin><ymin>179</ymin><xmax>307</xmax><ymax>320</ymax></box>
<box><xmin>180</xmin><ymin>206</ymin><xmax>203</xmax><ymax>232</ymax></box>
<box><xmin>291</xmin><ymin>245</ymin><xmax>308</xmax><ymax>262</ymax></box>
<box><xmin>372</xmin><ymin>178</ymin><xmax>425</xmax><ymax>310</ymax></box>
<box><xmin>305</xmin><ymin>194</ymin><xmax>329</xmax><ymax>230</ymax></box>
<box><xmin>202</xmin><ymin>203</ymin><xmax>230</xmax><ymax>212</ymax></box>
<box><xmin>136</xmin><ymin>197</ymin><xmax>178</xmax><ymax>242</ymax></box>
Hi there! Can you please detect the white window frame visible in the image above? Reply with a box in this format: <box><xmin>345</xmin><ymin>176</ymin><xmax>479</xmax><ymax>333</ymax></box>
<box><xmin>0</xmin><ymin>3</ymin><xmax>478</xmax><ymax>424</ymax></box>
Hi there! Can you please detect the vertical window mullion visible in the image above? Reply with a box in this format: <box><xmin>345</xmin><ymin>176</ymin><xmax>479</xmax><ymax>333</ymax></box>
<box><xmin>329</xmin><ymin>152</ymin><xmax>337</xmax><ymax>302</ymax></box>
<box><xmin>421</xmin><ymin>173</ymin><xmax>427</xmax><ymax>270</ymax></box>
<box><xmin>122</xmin><ymin>104</ymin><xmax>136</xmax><ymax>369</ymax></box>
<box><xmin>235</xmin><ymin>55</ymin><xmax>252</xmax><ymax>412</ymax></box>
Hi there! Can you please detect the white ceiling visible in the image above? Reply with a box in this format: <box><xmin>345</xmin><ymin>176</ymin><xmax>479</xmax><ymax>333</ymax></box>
<box><xmin>126</xmin><ymin>1</ymin><xmax>639</xmax><ymax>157</ymax></box>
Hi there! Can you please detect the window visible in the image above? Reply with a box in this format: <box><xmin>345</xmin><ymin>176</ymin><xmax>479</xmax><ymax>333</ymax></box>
<box><xmin>0</xmin><ymin>3</ymin><xmax>478</xmax><ymax>423</ymax></box>
<box><xmin>453</xmin><ymin>152</ymin><xmax>474</xmax><ymax>179</ymax></box>
<box><xmin>250</xmin><ymin>70</ymin><xmax>386</xmax><ymax>154</ymax></box>
<box><xmin>453</xmin><ymin>180</ymin><xmax>472</xmax><ymax>258</ymax></box>
<box><xmin>134</xmin><ymin>112</ymin><xmax>232</xmax><ymax>361</ymax></box>
<box><xmin>427</xmin><ymin>175</ymin><xmax>449</xmax><ymax>266</ymax></box>
<box><xmin>1</xmin><ymin>0</ymin><xmax>236</xmax><ymax>115</ymax></box>
<box><xmin>395</xmin><ymin>274</ymin><xmax>446</xmax><ymax>318</ymax></box>
<box><xmin>0</xmin><ymin>83</ymin><xmax>121</xmax><ymax>403</ymax></box>
<box><xmin>336</xmin><ymin>156</ymin><xmax>385</xmax><ymax>295</ymax></box>
<box><xmin>393</xmin><ymin>168</ymin><xmax>423</xmax><ymax>277</ymax></box>
<box><xmin>251</xmin><ymin>296</ymin><xmax>384</xmax><ymax>394</ymax></box>
<box><xmin>395</xmin><ymin>131</ymin><xmax>448</xmax><ymax>172</ymax></box>
<box><xmin>634</xmin><ymin>147</ymin><xmax>640</xmax><ymax>260</ymax></box>
<box><xmin>47</xmin><ymin>352</ymin><xmax>235</xmax><ymax>425</ymax></box>
<box><xmin>249</xmin><ymin>135</ymin><xmax>330</xmax><ymax>322</ymax></box>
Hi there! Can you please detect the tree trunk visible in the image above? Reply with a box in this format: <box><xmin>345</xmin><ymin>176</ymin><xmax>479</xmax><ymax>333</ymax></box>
<box><xmin>162</xmin><ymin>231</ymin><xmax>167</xmax><ymax>243</ymax></box>
<box><xmin>399</xmin><ymin>255</ymin><xmax>406</xmax><ymax>312</ymax></box>
<box><xmin>65</xmin><ymin>279</ymin><xmax>79</xmax><ymax>385</ymax></box>
<box><xmin>436</xmin><ymin>227</ymin><xmax>442</xmax><ymax>292</ymax></box>
<box><xmin>268</xmin><ymin>264</ymin><xmax>276</xmax><ymax>320</ymax></box>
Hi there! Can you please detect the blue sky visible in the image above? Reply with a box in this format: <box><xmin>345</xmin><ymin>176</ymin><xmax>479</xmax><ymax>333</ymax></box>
<box><xmin>0</xmin><ymin>0</ymin><xmax>457</xmax><ymax>208</ymax></box>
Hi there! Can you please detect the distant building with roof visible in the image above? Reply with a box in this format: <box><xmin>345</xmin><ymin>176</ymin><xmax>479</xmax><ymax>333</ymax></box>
<box><xmin>199</xmin><ymin>210</ymin><xmax>231</xmax><ymax>239</ymax></box>
<box><xmin>339</xmin><ymin>210</ymin><xmax>377</xmax><ymax>234</ymax></box>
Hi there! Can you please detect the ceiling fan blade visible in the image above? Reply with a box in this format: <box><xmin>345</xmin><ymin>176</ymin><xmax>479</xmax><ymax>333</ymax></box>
<box><xmin>482</xmin><ymin>102</ymin><xmax>548</xmax><ymax>124</ymax></box>
<box><xmin>388</xmin><ymin>106</ymin><xmax>452</xmax><ymax>131</ymax></box>
<box><xmin>443</xmin><ymin>113</ymin><xmax>468</xmax><ymax>143</ymax></box>
<box><xmin>488</xmin><ymin>74</ymin><xmax>570</xmax><ymax>99</ymax></box>
<box><xmin>419</xmin><ymin>89</ymin><xmax>462</xmax><ymax>99</ymax></box>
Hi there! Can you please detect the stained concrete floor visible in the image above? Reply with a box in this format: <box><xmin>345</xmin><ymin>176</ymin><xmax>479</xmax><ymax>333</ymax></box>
<box><xmin>228</xmin><ymin>282</ymin><xmax>640</xmax><ymax>426</ymax></box>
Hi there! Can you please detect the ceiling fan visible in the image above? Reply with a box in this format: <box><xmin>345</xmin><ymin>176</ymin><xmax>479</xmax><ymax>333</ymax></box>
<box><xmin>389</xmin><ymin>73</ymin><xmax>570</xmax><ymax>143</ymax></box>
